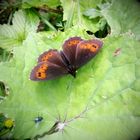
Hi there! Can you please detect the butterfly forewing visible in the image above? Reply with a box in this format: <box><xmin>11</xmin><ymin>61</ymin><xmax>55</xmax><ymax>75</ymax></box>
<box><xmin>62</xmin><ymin>37</ymin><xmax>83</xmax><ymax>66</ymax></box>
<box><xmin>75</xmin><ymin>39</ymin><xmax>103</xmax><ymax>69</ymax></box>
<box><xmin>38</xmin><ymin>49</ymin><xmax>57</xmax><ymax>63</ymax></box>
<box><xmin>30</xmin><ymin>62</ymin><xmax>68</xmax><ymax>81</ymax></box>
<box><xmin>38</xmin><ymin>49</ymin><xmax>67</xmax><ymax>68</ymax></box>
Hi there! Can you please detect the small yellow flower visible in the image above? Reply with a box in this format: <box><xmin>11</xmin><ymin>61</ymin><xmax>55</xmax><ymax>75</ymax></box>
<box><xmin>4</xmin><ymin>118</ymin><xmax>14</xmax><ymax>129</ymax></box>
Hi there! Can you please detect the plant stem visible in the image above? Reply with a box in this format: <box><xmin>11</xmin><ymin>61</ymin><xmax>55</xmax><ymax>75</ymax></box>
<box><xmin>64</xmin><ymin>0</ymin><xmax>76</xmax><ymax>29</ymax></box>
<box><xmin>41</xmin><ymin>16</ymin><xmax>57</xmax><ymax>32</ymax></box>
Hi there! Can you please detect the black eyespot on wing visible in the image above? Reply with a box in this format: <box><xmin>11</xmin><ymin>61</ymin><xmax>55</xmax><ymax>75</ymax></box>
<box><xmin>38</xmin><ymin>49</ymin><xmax>57</xmax><ymax>63</ymax></box>
<box><xmin>30</xmin><ymin>62</ymin><xmax>68</xmax><ymax>81</ymax></box>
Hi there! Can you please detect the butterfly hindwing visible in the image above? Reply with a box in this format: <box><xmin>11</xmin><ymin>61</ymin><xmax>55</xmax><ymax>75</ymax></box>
<box><xmin>30</xmin><ymin>50</ymin><xmax>69</xmax><ymax>81</ymax></box>
<box><xmin>62</xmin><ymin>37</ymin><xmax>83</xmax><ymax>66</ymax></box>
<box><xmin>30</xmin><ymin>62</ymin><xmax>68</xmax><ymax>81</ymax></box>
<box><xmin>75</xmin><ymin>39</ymin><xmax>103</xmax><ymax>69</ymax></box>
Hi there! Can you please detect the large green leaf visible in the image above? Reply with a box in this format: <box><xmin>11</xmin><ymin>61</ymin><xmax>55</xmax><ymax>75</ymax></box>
<box><xmin>0</xmin><ymin>25</ymin><xmax>140</xmax><ymax>139</ymax></box>
<box><xmin>0</xmin><ymin>9</ymin><xmax>39</xmax><ymax>50</ymax></box>
<box><xmin>101</xmin><ymin>0</ymin><xmax>140</xmax><ymax>39</ymax></box>
<box><xmin>0</xmin><ymin>0</ymin><xmax>140</xmax><ymax>139</ymax></box>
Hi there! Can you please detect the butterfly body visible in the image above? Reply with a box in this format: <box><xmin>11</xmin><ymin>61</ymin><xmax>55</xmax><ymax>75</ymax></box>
<box><xmin>30</xmin><ymin>37</ymin><xmax>103</xmax><ymax>81</ymax></box>
<box><xmin>60</xmin><ymin>51</ymin><xmax>77</xmax><ymax>77</ymax></box>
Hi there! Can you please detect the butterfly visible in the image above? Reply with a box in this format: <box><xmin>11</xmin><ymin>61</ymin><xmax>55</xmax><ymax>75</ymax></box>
<box><xmin>30</xmin><ymin>37</ymin><xmax>103</xmax><ymax>81</ymax></box>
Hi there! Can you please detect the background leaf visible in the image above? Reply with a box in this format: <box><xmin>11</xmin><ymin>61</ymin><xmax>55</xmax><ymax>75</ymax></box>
<box><xmin>83</xmin><ymin>9</ymin><xmax>102</xmax><ymax>19</ymax></box>
<box><xmin>60</xmin><ymin>0</ymin><xmax>103</xmax><ymax>32</ymax></box>
<box><xmin>0</xmin><ymin>9</ymin><xmax>39</xmax><ymax>50</ymax></box>
<box><xmin>101</xmin><ymin>0</ymin><xmax>140</xmax><ymax>39</ymax></box>
<box><xmin>22</xmin><ymin>0</ymin><xmax>61</xmax><ymax>8</ymax></box>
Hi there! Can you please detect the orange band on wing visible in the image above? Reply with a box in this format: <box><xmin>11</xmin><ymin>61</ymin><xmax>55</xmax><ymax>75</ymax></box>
<box><xmin>68</xmin><ymin>40</ymin><xmax>81</xmax><ymax>47</ymax></box>
<box><xmin>80</xmin><ymin>43</ymin><xmax>99</xmax><ymax>52</ymax></box>
<box><xmin>40</xmin><ymin>52</ymin><xmax>53</xmax><ymax>62</ymax></box>
<box><xmin>35</xmin><ymin>64</ymin><xmax>48</xmax><ymax>79</ymax></box>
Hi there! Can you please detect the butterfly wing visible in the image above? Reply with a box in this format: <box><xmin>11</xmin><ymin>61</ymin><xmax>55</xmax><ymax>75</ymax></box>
<box><xmin>30</xmin><ymin>62</ymin><xmax>68</xmax><ymax>81</ymax></box>
<box><xmin>62</xmin><ymin>37</ymin><xmax>83</xmax><ymax>66</ymax></box>
<box><xmin>75</xmin><ymin>39</ymin><xmax>103</xmax><ymax>69</ymax></box>
<box><xmin>38</xmin><ymin>49</ymin><xmax>57</xmax><ymax>63</ymax></box>
<box><xmin>38</xmin><ymin>49</ymin><xmax>67</xmax><ymax>67</ymax></box>
<box><xmin>30</xmin><ymin>50</ymin><xmax>69</xmax><ymax>81</ymax></box>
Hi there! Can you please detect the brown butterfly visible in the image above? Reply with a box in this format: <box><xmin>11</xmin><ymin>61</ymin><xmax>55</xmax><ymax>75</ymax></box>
<box><xmin>30</xmin><ymin>37</ymin><xmax>103</xmax><ymax>81</ymax></box>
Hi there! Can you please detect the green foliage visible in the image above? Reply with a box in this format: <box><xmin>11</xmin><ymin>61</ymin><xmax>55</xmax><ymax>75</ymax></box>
<box><xmin>0</xmin><ymin>9</ymin><xmax>39</xmax><ymax>50</ymax></box>
<box><xmin>0</xmin><ymin>0</ymin><xmax>140</xmax><ymax>140</ymax></box>
<box><xmin>83</xmin><ymin>6</ymin><xmax>110</xmax><ymax>37</ymax></box>
<box><xmin>0</xmin><ymin>48</ymin><xmax>13</xmax><ymax>62</ymax></box>
<box><xmin>22</xmin><ymin>0</ymin><xmax>60</xmax><ymax>8</ymax></box>
<box><xmin>61</xmin><ymin>0</ymin><xmax>103</xmax><ymax>32</ymax></box>
<box><xmin>0</xmin><ymin>113</ymin><xmax>14</xmax><ymax>137</ymax></box>
<box><xmin>83</xmin><ymin>9</ymin><xmax>102</xmax><ymax>19</ymax></box>
<box><xmin>101</xmin><ymin>0</ymin><xmax>140</xmax><ymax>39</ymax></box>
